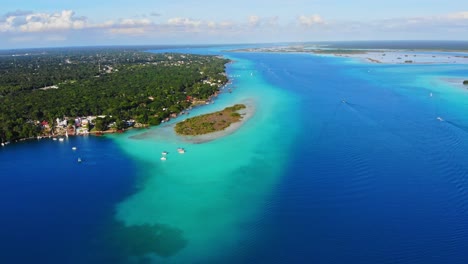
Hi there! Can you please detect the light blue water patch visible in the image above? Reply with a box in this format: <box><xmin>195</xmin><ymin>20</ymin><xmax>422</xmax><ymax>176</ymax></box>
<box><xmin>110</xmin><ymin>54</ymin><xmax>301</xmax><ymax>263</ymax></box>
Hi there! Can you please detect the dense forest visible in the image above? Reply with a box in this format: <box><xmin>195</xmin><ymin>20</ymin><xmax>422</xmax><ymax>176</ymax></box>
<box><xmin>0</xmin><ymin>47</ymin><xmax>229</xmax><ymax>142</ymax></box>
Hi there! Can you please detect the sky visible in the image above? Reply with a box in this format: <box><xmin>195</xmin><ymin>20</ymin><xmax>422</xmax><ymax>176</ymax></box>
<box><xmin>1</xmin><ymin>0</ymin><xmax>468</xmax><ymax>49</ymax></box>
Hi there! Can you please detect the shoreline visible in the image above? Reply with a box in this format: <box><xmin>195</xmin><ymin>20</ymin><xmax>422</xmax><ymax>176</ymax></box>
<box><xmin>1</xmin><ymin>63</ymin><xmax>232</xmax><ymax>146</ymax></box>
<box><xmin>128</xmin><ymin>99</ymin><xmax>255</xmax><ymax>143</ymax></box>
<box><xmin>334</xmin><ymin>51</ymin><xmax>468</xmax><ymax>65</ymax></box>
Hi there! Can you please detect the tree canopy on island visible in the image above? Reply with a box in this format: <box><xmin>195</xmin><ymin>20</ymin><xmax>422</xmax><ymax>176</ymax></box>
<box><xmin>175</xmin><ymin>104</ymin><xmax>246</xmax><ymax>135</ymax></box>
<box><xmin>0</xmin><ymin>47</ymin><xmax>229</xmax><ymax>142</ymax></box>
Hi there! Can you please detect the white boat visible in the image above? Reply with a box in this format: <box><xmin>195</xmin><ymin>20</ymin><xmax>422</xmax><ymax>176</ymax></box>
<box><xmin>58</xmin><ymin>138</ymin><xmax>64</xmax><ymax>142</ymax></box>
<box><xmin>72</xmin><ymin>147</ymin><xmax>77</xmax><ymax>150</ymax></box>
<box><xmin>162</xmin><ymin>151</ymin><xmax>168</xmax><ymax>155</ymax></box>
<box><xmin>53</xmin><ymin>138</ymin><xmax>57</xmax><ymax>141</ymax></box>
<box><xmin>1</xmin><ymin>143</ymin><xmax>4</xmax><ymax>147</ymax></box>
<box><xmin>437</xmin><ymin>117</ymin><xmax>444</xmax><ymax>121</ymax></box>
<box><xmin>78</xmin><ymin>158</ymin><xmax>82</xmax><ymax>163</ymax></box>
<box><xmin>161</xmin><ymin>156</ymin><xmax>167</xmax><ymax>161</ymax></box>
<box><xmin>177</xmin><ymin>148</ymin><xmax>185</xmax><ymax>154</ymax></box>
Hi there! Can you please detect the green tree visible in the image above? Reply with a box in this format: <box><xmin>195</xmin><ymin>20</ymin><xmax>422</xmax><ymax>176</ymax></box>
<box><xmin>94</xmin><ymin>118</ymin><xmax>106</xmax><ymax>131</ymax></box>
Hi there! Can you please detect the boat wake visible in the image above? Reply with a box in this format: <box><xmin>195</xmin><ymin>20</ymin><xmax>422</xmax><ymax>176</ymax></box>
<box><xmin>444</xmin><ymin>119</ymin><xmax>468</xmax><ymax>134</ymax></box>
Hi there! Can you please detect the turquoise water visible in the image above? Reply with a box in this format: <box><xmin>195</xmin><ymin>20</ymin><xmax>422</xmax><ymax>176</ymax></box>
<box><xmin>110</xmin><ymin>48</ymin><xmax>468</xmax><ymax>263</ymax></box>
<box><xmin>111</xmin><ymin>55</ymin><xmax>301</xmax><ymax>262</ymax></box>
<box><xmin>2</xmin><ymin>45</ymin><xmax>468</xmax><ymax>263</ymax></box>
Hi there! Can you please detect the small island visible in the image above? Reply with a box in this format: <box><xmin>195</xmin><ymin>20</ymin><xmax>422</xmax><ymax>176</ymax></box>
<box><xmin>463</xmin><ymin>80</ymin><xmax>468</xmax><ymax>85</ymax></box>
<box><xmin>175</xmin><ymin>104</ymin><xmax>246</xmax><ymax>135</ymax></box>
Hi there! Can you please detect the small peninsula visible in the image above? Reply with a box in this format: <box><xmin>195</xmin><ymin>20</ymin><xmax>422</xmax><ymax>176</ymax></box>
<box><xmin>175</xmin><ymin>104</ymin><xmax>246</xmax><ymax>135</ymax></box>
<box><xmin>0</xmin><ymin>47</ymin><xmax>230</xmax><ymax>144</ymax></box>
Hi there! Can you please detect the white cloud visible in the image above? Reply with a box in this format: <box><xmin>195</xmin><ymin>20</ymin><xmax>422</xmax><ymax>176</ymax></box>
<box><xmin>0</xmin><ymin>16</ymin><xmax>15</xmax><ymax>32</ymax></box>
<box><xmin>2</xmin><ymin>8</ymin><xmax>468</xmax><ymax>48</ymax></box>
<box><xmin>249</xmin><ymin>15</ymin><xmax>260</xmax><ymax>27</ymax></box>
<box><xmin>207</xmin><ymin>21</ymin><xmax>216</xmax><ymax>28</ymax></box>
<box><xmin>298</xmin><ymin>15</ymin><xmax>324</xmax><ymax>27</ymax></box>
<box><xmin>219</xmin><ymin>21</ymin><xmax>235</xmax><ymax>28</ymax></box>
<box><xmin>120</xmin><ymin>18</ymin><xmax>151</xmax><ymax>26</ymax></box>
<box><xmin>0</xmin><ymin>9</ymin><xmax>281</xmax><ymax>37</ymax></box>
<box><xmin>19</xmin><ymin>10</ymin><xmax>88</xmax><ymax>32</ymax></box>
<box><xmin>167</xmin><ymin>17</ymin><xmax>202</xmax><ymax>27</ymax></box>
<box><xmin>268</xmin><ymin>16</ymin><xmax>280</xmax><ymax>26</ymax></box>
<box><xmin>109</xmin><ymin>27</ymin><xmax>147</xmax><ymax>35</ymax></box>
<box><xmin>447</xmin><ymin>11</ymin><xmax>468</xmax><ymax>20</ymax></box>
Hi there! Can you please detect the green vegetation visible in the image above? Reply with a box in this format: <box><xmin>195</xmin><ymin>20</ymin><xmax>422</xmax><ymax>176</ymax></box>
<box><xmin>310</xmin><ymin>49</ymin><xmax>368</xmax><ymax>54</ymax></box>
<box><xmin>0</xmin><ymin>47</ymin><xmax>229</xmax><ymax>142</ymax></box>
<box><xmin>463</xmin><ymin>80</ymin><xmax>468</xmax><ymax>85</ymax></box>
<box><xmin>175</xmin><ymin>104</ymin><xmax>246</xmax><ymax>135</ymax></box>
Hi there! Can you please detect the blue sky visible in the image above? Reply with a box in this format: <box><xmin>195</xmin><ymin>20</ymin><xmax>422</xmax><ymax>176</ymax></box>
<box><xmin>1</xmin><ymin>0</ymin><xmax>468</xmax><ymax>49</ymax></box>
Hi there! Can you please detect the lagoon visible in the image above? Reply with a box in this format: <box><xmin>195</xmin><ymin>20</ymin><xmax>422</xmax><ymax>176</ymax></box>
<box><xmin>2</xmin><ymin>44</ymin><xmax>468</xmax><ymax>263</ymax></box>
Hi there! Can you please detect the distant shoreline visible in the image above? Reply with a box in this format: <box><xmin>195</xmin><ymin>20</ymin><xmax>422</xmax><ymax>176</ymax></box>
<box><xmin>229</xmin><ymin>46</ymin><xmax>468</xmax><ymax>65</ymax></box>
<box><xmin>333</xmin><ymin>51</ymin><xmax>468</xmax><ymax>65</ymax></box>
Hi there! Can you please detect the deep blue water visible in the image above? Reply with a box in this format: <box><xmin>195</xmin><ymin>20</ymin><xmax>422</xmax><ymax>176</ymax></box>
<box><xmin>0</xmin><ymin>136</ymin><xmax>137</xmax><ymax>263</ymax></box>
<box><xmin>228</xmin><ymin>52</ymin><xmax>468</xmax><ymax>263</ymax></box>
